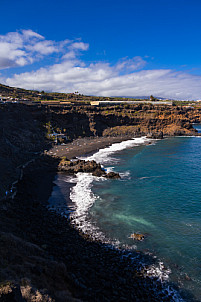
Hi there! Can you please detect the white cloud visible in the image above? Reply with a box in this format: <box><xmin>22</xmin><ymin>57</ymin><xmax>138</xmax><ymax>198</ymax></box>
<box><xmin>0</xmin><ymin>30</ymin><xmax>86</xmax><ymax>69</ymax></box>
<box><xmin>21</xmin><ymin>29</ymin><xmax>44</xmax><ymax>40</ymax></box>
<box><xmin>70</xmin><ymin>42</ymin><xmax>89</xmax><ymax>51</ymax></box>
<box><xmin>1</xmin><ymin>30</ymin><xmax>201</xmax><ymax>100</ymax></box>
<box><xmin>25</xmin><ymin>40</ymin><xmax>60</xmax><ymax>55</ymax></box>
<box><xmin>62</xmin><ymin>51</ymin><xmax>76</xmax><ymax>60</ymax></box>
<box><xmin>115</xmin><ymin>56</ymin><xmax>147</xmax><ymax>72</ymax></box>
<box><xmin>4</xmin><ymin>57</ymin><xmax>201</xmax><ymax>100</ymax></box>
<box><xmin>61</xmin><ymin>41</ymin><xmax>89</xmax><ymax>61</ymax></box>
<box><xmin>0</xmin><ymin>31</ymin><xmax>34</xmax><ymax>68</ymax></box>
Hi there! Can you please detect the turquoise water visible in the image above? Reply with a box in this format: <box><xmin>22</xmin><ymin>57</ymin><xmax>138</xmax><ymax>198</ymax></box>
<box><xmin>89</xmin><ymin>134</ymin><xmax>201</xmax><ymax>300</ymax></box>
<box><xmin>49</xmin><ymin>129</ymin><xmax>201</xmax><ymax>300</ymax></box>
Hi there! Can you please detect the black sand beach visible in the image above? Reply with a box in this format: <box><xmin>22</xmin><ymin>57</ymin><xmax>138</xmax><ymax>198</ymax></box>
<box><xmin>46</xmin><ymin>136</ymin><xmax>135</xmax><ymax>159</ymax></box>
<box><xmin>0</xmin><ymin>138</ymin><xmax>197</xmax><ymax>302</ymax></box>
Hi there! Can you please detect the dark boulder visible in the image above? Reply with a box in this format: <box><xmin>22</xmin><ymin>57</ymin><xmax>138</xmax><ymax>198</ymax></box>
<box><xmin>105</xmin><ymin>172</ymin><xmax>121</xmax><ymax>179</ymax></box>
<box><xmin>129</xmin><ymin>233</ymin><xmax>145</xmax><ymax>241</ymax></box>
<box><xmin>92</xmin><ymin>168</ymin><xmax>106</xmax><ymax>177</ymax></box>
<box><xmin>58</xmin><ymin>158</ymin><xmax>121</xmax><ymax>179</ymax></box>
<box><xmin>147</xmin><ymin>131</ymin><xmax>163</xmax><ymax>139</ymax></box>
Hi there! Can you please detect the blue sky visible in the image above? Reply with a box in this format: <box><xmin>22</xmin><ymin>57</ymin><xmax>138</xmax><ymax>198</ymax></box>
<box><xmin>0</xmin><ymin>0</ymin><xmax>201</xmax><ymax>99</ymax></box>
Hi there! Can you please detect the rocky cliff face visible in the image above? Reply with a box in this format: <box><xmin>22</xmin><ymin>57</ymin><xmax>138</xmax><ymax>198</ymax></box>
<box><xmin>0</xmin><ymin>102</ymin><xmax>200</xmax><ymax>198</ymax></box>
<box><xmin>0</xmin><ymin>101</ymin><xmax>201</xmax><ymax>302</ymax></box>
<box><xmin>0</xmin><ymin>103</ymin><xmax>49</xmax><ymax>197</ymax></box>
<box><xmin>47</xmin><ymin>103</ymin><xmax>200</xmax><ymax>138</ymax></box>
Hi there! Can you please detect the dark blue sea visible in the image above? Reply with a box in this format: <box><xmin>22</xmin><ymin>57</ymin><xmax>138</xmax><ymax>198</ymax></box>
<box><xmin>49</xmin><ymin>127</ymin><xmax>201</xmax><ymax>301</ymax></box>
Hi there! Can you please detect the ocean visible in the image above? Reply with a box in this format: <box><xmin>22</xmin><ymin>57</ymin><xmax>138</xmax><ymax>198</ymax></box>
<box><xmin>48</xmin><ymin>127</ymin><xmax>201</xmax><ymax>301</ymax></box>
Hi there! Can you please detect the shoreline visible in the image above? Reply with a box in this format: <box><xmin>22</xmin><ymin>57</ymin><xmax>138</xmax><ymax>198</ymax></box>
<box><xmin>47</xmin><ymin>135</ymin><xmax>138</xmax><ymax>224</ymax></box>
<box><xmin>57</xmin><ymin>136</ymin><xmax>155</xmax><ymax>242</ymax></box>
<box><xmin>4</xmin><ymin>158</ymin><xmax>184</xmax><ymax>301</ymax></box>
<box><xmin>1</xmin><ymin>100</ymin><xmax>201</xmax><ymax>301</ymax></box>
<box><xmin>46</xmin><ymin>136</ymin><xmax>191</xmax><ymax>301</ymax></box>
<box><xmin>46</xmin><ymin>132</ymin><xmax>201</xmax><ymax>160</ymax></box>
<box><xmin>46</xmin><ymin>135</ymin><xmax>139</xmax><ymax>159</ymax></box>
<box><xmin>48</xmin><ymin>135</ymin><xmax>201</xmax><ymax>302</ymax></box>
<box><xmin>0</xmin><ymin>136</ymin><xmax>197</xmax><ymax>302</ymax></box>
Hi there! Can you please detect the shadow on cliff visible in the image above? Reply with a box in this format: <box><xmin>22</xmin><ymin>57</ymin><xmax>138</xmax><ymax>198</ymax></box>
<box><xmin>0</xmin><ymin>103</ymin><xmax>199</xmax><ymax>302</ymax></box>
<box><xmin>0</xmin><ymin>153</ymin><xmax>197</xmax><ymax>302</ymax></box>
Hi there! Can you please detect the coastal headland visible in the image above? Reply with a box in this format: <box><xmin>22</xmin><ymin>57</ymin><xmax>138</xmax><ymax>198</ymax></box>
<box><xmin>0</xmin><ymin>88</ymin><xmax>201</xmax><ymax>301</ymax></box>
<box><xmin>0</xmin><ymin>156</ymin><xmax>179</xmax><ymax>302</ymax></box>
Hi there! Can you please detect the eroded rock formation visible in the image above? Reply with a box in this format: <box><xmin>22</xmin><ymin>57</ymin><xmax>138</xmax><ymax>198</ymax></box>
<box><xmin>58</xmin><ymin>158</ymin><xmax>120</xmax><ymax>179</ymax></box>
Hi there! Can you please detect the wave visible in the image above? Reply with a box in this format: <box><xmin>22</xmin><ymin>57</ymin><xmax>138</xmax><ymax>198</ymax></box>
<box><xmin>104</xmin><ymin>166</ymin><xmax>131</xmax><ymax>179</ymax></box>
<box><xmin>138</xmin><ymin>175</ymin><xmax>163</xmax><ymax>180</ymax></box>
<box><xmin>69</xmin><ymin>173</ymin><xmax>102</xmax><ymax>231</ymax></box>
<box><xmin>69</xmin><ymin>136</ymin><xmax>153</xmax><ymax>233</ymax></box>
<box><xmin>80</xmin><ymin>136</ymin><xmax>153</xmax><ymax>164</ymax></box>
<box><xmin>119</xmin><ymin>170</ymin><xmax>131</xmax><ymax>179</ymax></box>
<box><xmin>66</xmin><ymin>137</ymin><xmax>186</xmax><ymax>300</ymax></box>
<box><xmin>68</xmin><ymin>136</ymin><xmax>154</xmax><ymax>240</ymax></box>
<box><xmin>68</xmin><ymin>172</ymin><xmax>180</xmax><ymax>289</ymax></box>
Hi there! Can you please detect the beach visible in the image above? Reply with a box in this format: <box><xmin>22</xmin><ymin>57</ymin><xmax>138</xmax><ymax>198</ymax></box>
<box><xmin>46</xmin><ymin>135</ymin><xmax>136</xmax><ymax>159</ymax></box>
<box><xmin>0</xmin><ymin>136</ymin><xmax>197</xmax><ymax>301</ymax></box>
<box><xmin>0</xmin><ymin>155</ymin><xmax>169</xmax><ymax>301</ymax></box>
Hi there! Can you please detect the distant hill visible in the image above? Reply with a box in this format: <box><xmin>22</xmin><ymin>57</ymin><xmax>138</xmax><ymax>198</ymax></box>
<box><xmin>111</xmin><ymin>95</ymin><xmax>168</xmax><ymax>100</ymax></box>
<box><xmin>0</xmin><ymin>83</ymin><xmax>40</xmax><ymax>99</ymax></box>
<box><xmin>0</xmin><ymin>83</ymin><xmax>75</xmax><ymax>101</ymax></box>
<box><xmin>0</xmin><ymin>83</ymin><xmax>171</xmax><ymax>102</ymax></box>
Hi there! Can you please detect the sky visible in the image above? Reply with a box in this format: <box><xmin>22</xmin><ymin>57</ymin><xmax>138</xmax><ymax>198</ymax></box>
<box><xmin>0</xmin><ymin>0</ymin><xmax>201</xmax><ymax>99</ymax></box>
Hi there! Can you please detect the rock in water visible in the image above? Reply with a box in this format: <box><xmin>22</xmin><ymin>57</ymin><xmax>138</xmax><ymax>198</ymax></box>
<box><xmin>58</xmin><ymin>158</ymin><xmax>120</xmax><ymax>179</ymax></box>
<box><xmin>129</xmin><ymin>233</ymin><xmax>145</xmax><ymax>241</ymax></box>
<box><xmin>92</xmin><ymin>168</ymin><xmax>106</xmax><ymax>177</ymax></box>
<box><xmin>105</xmin><ymin>172</ymin><xmax>121</xmax><ymax>179</ymax></box>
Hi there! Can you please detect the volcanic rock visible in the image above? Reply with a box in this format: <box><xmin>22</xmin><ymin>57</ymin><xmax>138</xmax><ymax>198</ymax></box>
<box><xmin>105</xmin><ymin>172</ymin><xmax>121</xmax><ymax>179</ymax></box>
<box><xmin>146</xmin><ymin>131</ymin><xmax>163</xmax><ymax>139</ymax></box>
<box><xmin>58</xmin><ymin>158</ymin><xmax>120</xmax><ymax>179</ymax></box>
<box><xmin>130</xmin><ymin>233</ymin><xmax>145</xmax><ymax>241</ymax></box>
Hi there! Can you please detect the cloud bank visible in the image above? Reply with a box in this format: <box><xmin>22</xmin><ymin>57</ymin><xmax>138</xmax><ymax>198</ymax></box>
<box><xmin>0</xmin><ymin>29</ymin><xmax>88</xmax><ymax>69</ymax></box>
<box><xmin>1</xmin><ymin>30</ymin><xmax>201</xmax><ymax>100</ymax></box>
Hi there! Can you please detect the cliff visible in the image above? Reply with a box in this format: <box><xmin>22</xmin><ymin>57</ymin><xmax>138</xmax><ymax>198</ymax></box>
<box><xmin>0</xmin><ymin>101</ymin><xmax>200</xmax><ymax>198</ymax></box>
<box><xmin>0</xmin><ymin>99</ymin><xmax>200</xmax><ymax>301</ymax></box>
<box><xmin>44</xmin><ymin>103</ymin><xmax>200</xmax><ymax>138</ymax></box>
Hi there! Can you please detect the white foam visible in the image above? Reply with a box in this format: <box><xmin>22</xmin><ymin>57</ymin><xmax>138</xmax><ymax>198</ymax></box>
<box><xmin>68</xmin><ymin>173</ymin><xmax>106</xmax><ymax>237</ymax></box>
<box><xmin>105</xmin><ymin>166</ymin><xmax>115</xmax><ymax>172</ymax></box>
<box><xmin>70</xmin><ymin>173</ymin><xmax>100</xmax><ymax>219</ymax></box>
<box><xmin>138</xmin><ymin>175</ymin><xmax>163</xmax><ymax>180</ymax></box>
<box><xmin>80</xmin><ymin>136</ymin><xmax>153</xmax><ymax>164</ymax></box>
<box><xmin>69</xmin><ymin>136</ymin><xmax>155</xmax><ymax>238</ymax></box>
<box><xmin>144</xmin><ymin>261</ymin><xmax>171</xmax><ymax>282</ymax></box>
<box><xmin>60</xmin><ymin>136</ymin><xmax>184</xmax><ymax>301</ymax></box>
<box><xmin>132</xmin><ymin>258</ymin><xmax>184</xmax><ymax>301</ymax></box>
<box><xmin>119</xmin><ymin>170</ymin><xmax>131</xmax><ymax>179</ymax></box>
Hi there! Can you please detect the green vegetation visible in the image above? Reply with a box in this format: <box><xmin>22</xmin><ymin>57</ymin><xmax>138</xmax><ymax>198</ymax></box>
<box><xmin>172</xmin><ymin>100</ymin><xmax>196</xmax><ymax>106</ymax></box>
<box><xmin>0</xmin><ymin>83</ymin><xmax>154</xmax><ymax>104</ymax></box>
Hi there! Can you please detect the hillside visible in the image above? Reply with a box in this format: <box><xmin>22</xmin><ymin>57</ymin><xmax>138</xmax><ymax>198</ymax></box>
<box><xmin>0</xmin><ymin>86</ymin><xmax>201</xmax><ymax>301</ymax></box>
<box><xmin>0</xmin><ymin>98</ymin><xmax>201</xmax><ymax>197</ymax></box>
<box><xmin>0</xmin><ymin>83</ymin><xmax>165</xmax><ymax>103</ymax></box>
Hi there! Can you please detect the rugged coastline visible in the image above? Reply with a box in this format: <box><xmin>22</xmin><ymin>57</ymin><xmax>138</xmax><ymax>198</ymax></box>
<box><xmin>1</xmin><ymin>100</ymin><xmax>201</xmax><ymax>301</ymax></box>
<box><xmin>1</xmin><ymin>100</ymin><xmax>201</xmax><ymax>197</ymax></box>
<box><xmin>0</xmin><ymin>153</ymin><xmax>194</xmax><ymax>302</ymax></box>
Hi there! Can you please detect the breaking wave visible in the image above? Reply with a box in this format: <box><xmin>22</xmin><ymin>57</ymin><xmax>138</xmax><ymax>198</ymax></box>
<box><xmin>80</xmin><ymin>136</ymin><xmax>153</xmax><ymax>164</ymax></box>
<box><xmin>69</xmin><ymin>136</ymin><xmax>152</xmax><ymax>238</ymax></box>
<box><xmin>65</xmin><ymin>136</ymin><xmax>185</xmax><ymax>301</ymax></box>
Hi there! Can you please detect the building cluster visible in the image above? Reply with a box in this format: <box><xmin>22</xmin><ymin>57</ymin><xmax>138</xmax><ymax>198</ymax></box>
<box><xmin>0</xmin><ymin>95</ymin><xmax>28</xmax><ymax>103</ymax></box>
